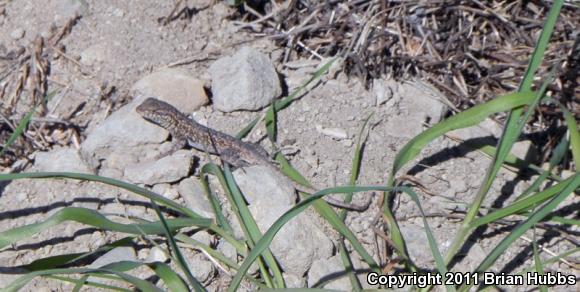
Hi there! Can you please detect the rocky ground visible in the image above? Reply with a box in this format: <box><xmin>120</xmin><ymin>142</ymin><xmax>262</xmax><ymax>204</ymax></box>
<box><xmin>0</xmin><ymin>0</ymin><xmax>577</xmax><ymax>291</ymax></box>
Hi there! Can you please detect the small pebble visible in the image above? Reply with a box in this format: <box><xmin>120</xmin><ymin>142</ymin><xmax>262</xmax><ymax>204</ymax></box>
<box><xmin>316</xmin><ymin>125</ymin><xmax>348</xmax><ymax>140</ymax></box>
<box><xmin>342</xmin><ymin>139</ymin><xmax>353</xmax><ymax>147</ymax></box>
<box><xmin>10</xmin><ymin>28</ymin><xmax>25</xmax><ymax>40</ymax></box>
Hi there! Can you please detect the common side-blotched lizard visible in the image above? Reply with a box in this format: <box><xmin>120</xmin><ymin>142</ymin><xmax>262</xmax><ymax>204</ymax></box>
<box><xmin>136</xmin><ymin>97</ymin><xmax>369</xmax><ymax>211</ymax></box>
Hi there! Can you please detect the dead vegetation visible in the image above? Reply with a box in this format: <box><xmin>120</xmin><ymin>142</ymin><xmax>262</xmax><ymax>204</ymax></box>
<box><xmin>231</xmin><ymin>0</ymin><xmax>579</xmax><ymax>169</ymax></box>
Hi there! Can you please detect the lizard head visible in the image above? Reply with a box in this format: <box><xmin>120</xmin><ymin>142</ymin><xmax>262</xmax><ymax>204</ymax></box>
<box><xmin>136</xmin><ymin>97</ymin><xmax>183</xmax><ymax>128</ymax></box>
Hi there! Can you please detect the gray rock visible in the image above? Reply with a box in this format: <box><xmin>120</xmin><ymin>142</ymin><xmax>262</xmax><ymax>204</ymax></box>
<box><xmin>316</xmin><ymin>125</ymin><xmax>348</xmax><ymax>140</ymax></box>
<box><xmin>89</xmin><ymin>246</ymin><xmax>136</xmax><ymax>268</ymax></box>
<box><xmin>186</xmin><ymin>253</ymin><xmax>215</xmax><ymax>284</ymax></box>
<box><xmin>307</xmin><ymin>254</ymin><xmax>350</xmax><ymax>289</ymax></box>
<box><xmin>146</xmin><ymin>246</ymin><xmax>169</xmax><ymax>263</ymax></box>
<box><xmin>131</xmin><ymin>68</ymin><xmax>208</xmax><ymax>113</ymax></box>
<box><xmin>217</xmin><ymin>239</ymin><xmax>238</xmax><ymax>261</ymax></box>
<box><xmin>384</xmin><ymin>115</ymin><xmax>424</xmax><ymax>139</ymax></box>
<box><xmin>400</xmin><ymin>79</ymin><xmax>448</xmax><ymax>124</ymax></box>
<box><xmin>449</xmin><ymin>178</ymin><xmax>468</xmax><ymax>194</ymax></box>
<box><xmin>177</xmin><ymin>177</ymin><xmax>214</xmax><ymax>218</ymax></box>
<box><xmin>400</xmin><ymin>223</ymin><xmax>434</xmax><ymax>266</ymax></box>
<box><xmin>372</xmin><ymin>78</ymin><xmax>395</xmax><ymax>106</ymax></box>
<box><xmin>10</xmin><ymin>28</ymin><xmax>25</xmax><ymax>40</ymax></box>
<box><xmin>382</xmin><ymin>79</ymin><xmax>448</xmax><ymax>139</ymax></box>
<box><xmin>32</xmin><ymin>147</ymin><xmax>93</xmax><ymax>173</ymax></box>
<box><xmin>123</xmin><ymin>150</ymin><xmax>193</xmax><ymax>184</ymax></box>
<box><xmin>80</xmin><ymin>42</ymin><xmax>108</xmax><ymax>66</ymax></box>
<box><xmin>209</xmin><ymin>47</ymin><xmax>281</xmax><ymax>112</ymax></box>
<box><xmin>233</xmin><ymin>165</ymin><xmax>334</xmax><ymax>276</ymax></box>
<box><xmin>191</xmin><ymin>230</ymin><xmax>213</xmax><ymax>247</ymax></box>
<box><xmin>80</xmin><ymin>96</ymin><xmax>167</xmax><ymax>169</ymax></box>
<box><xmin>448</xmin><ymin>118</ymin><xmax>502</xmax><ymax>142</ymax></box>
<box><xmin>284</xmin><ymin>273</ymin><xmax>307</xmax><ymax>288</ymax></box>
<box><xmin>54</xmin><ymin>0</ymin><xmax>86</xmax><ymax>22</ymax></box>
<box><xmin>512</xmin><ymin>140</ymin><xmax>539</xmax><ymax>162</ymax></box>
<box><xmin>152</xmin><ymin>183</ymin><xmax>180</xmax><ymax>200</ymax></box>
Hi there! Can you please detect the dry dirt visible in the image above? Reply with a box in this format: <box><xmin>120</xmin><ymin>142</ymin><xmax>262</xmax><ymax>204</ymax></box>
<box><xmin>0</xmin><ymin>0</ymin><xmax>577</xmax><ymax>291</ymax></box>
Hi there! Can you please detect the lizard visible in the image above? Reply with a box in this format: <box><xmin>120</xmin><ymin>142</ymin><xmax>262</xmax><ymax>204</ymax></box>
<box><xmin>136</xmin><ymin>97</ymin><xmax>370</xmax><ymax>211</ymax></box>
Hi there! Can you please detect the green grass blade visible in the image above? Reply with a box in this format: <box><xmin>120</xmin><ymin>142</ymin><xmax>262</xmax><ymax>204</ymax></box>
<box><xmin>2</xmin><ymin>264</ymin><xmax>165</xmax><ymax>292</ymax></box>
<box><xmin>221</xmin><ymin>165</ymin><xmax>284</xmax><ymax>288</ymax></box>
<box><xmin>227</xmin><ymin>185</ymin><xmax>396</xmax><ymax>291</ymax></box>
<box><xmin>274</xmin><ymin>152</ymin><xmax>311</xmax><ymax>187</ymax></box>
<box><xmin>532</xmin><ymin>235</ymin><xmax>548</xmax><ymax>292</ymax></box>
<box><xmin>48</xmin><ymin>274</ymin><xmax>130</xmax><ymax>292</ymax></box>
<box><xmin>72</xmin><ymin>274</ymin><xmax>91</xmax><ymax>292</ymax></box>
<box><xmin>556</xmin><ymin>100</ymin><xmax>580</xmax><ymax>168</ymax></box>
<box><xmin>21</xmin><ymin>237</ymin><xmax>134</xmax><ymax>271</ymax></box>
<box><xmin>174</xmin><ymin>234</ymin><xmax>268</xmax><ymax>289</ymax></box>
<box><xmin>199</xmin><ymin>163</ymin><xmax>235</xmax><ymax>233</ymax></box>
<box><xmin>449</xmin><ymin>0</ymin><xmax>565</xmax><ymax>273</ymax></box>
<box><xmin>0</xmin><ymin>172</ymin><xmax>204</xmax><ymax>219</ymax></box>
<box><xmin>0</xmin><ymin>108</ymin><xmax>35</xmax><ymax>157</ymax></box>
<box><xmin>0</xmin><ymin>207</ymin><xmax>209</xmax><ymax>249</ymax></box>
<box><xmin>0</xmin><ymin>90</ymin><xmax>57</xmax><ymax>157</ymax></box>
<box><xmin>388</xmin><ymin>91</ymin><xmax>535</xmax><ymax>185</ymax></box>
<box><xmin>149</xmin><ymin>199</ymin><xmax>204</xmax><ymax>291</ymax></box>
<box><xmin>236</xmin><ymin>58</ymin><xmax>336</xmax><ymax>140</ymax></box>
<box><xmin>459</xmin><ymin>173</ymin><xmax>579</xmax><ymax>291</ymax></box>
<box><xmin>341</xmin><ymin>112</ymin><xmax>373</xmax><ymax>221</ymax></box>
<box><xmin>515</xmin><ymin>134</ymin><xmax>569</xmax><ymax>201</ymax></box>
<box><xmin>470</xmin><ymin>175</ymin><xmax>576</xmax><ymax>228</ymax></box>
<box><xmin>271</xmin><ymin>151</ymin><xmax>383</xmax><ymax>281</ymax></box>
<box><xmin>309</xmin><ymin>198</ymin><xmax>381</xmax><ymax>278</ymax></box>
<box><xmin>516</xmin><ymin>247</ymin><xmax>580</xmax><ymax>276</ymax></box>
<box><xmin>402</xmin><ymin>188</ymin><xmax>454</xmax><ymax>292</ymax></box>
<box><xmin>336</xmin><ymin>112</ymin><xmax>373</xmax><ymax>291</ymax></box>
<box><xmin>148</xmin><ymin>262</ymin><xmax>190</xmax><ymax>292</ymax></box>
<box><xmin>201</xmin><ymin>163</ymin><xmax>281</xmax><ymax>287</ymax></box>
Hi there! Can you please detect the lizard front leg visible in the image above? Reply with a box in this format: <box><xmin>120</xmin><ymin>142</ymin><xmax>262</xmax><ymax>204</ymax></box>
<box><xmin>154</xmin><ymin>136</ymin><xmax>188</xmax><ymax>160</ymax></box>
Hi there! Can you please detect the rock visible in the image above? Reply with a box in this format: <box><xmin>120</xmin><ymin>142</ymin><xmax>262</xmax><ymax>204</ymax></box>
<box><xmin>400</xmin><ymin>79</ymin><xmax>448</xmax><ymax>124</ymax></box>
<box><xmin>217</xmin><ymin>239</ymin><xmax>237</xmax><ymax>261</ymax></box>
<box><xmin>400</xmin><ymin>223</ymin><xmax>434</xmax><ymax>266</ymax></box>
<box><xmin>381</xmin><ymin>79</ymin><xmax>448</xmax><ymax>139</ymax></box>
<box><xmin>185</xmin><ymin>253</ymin><xmax>215</xmax><ymax>284</ymax></box>
<box><xmin>89</xmin><ymin>246</ymin><xmax>136</xmax><ymax>268</ymax></box>
<box><xmin>131</xmin><ymin>68</ymin><xmax>208</xmax><ymax>113</ymax></box>
<box><xmin>372</xmin><ymin>78</ymin><xmax>395</xmax><ymax>106</ymax></box>
<box><xmin>209</xmin><ymin>47</ymin><xmax>281</xmax><ymax>112</ymax></box>
<box><xmin>449</xmin><ymin>178</ymin><xmax>468</xmax><ymax>194</ymax></box>
<box><xmin>284</xmin><ymin>273</ymin><xmax>307</xmax><ymax>288</ymax></box>
<box><xmin>191</xmin><ymin>230</ymin><xmax>213</xmax><ymax>247</ymax></box>
<box><xmin>32</xmin><ymin>147</ymin><xmax>93</xmax><ymax>173</ymax></box>
<box><xmin>177</xmin><ymin>177</ymin><xmax>214</xmax><ymax>218</ymax></box>
<box><xmin>146</xmin><ymin>246</ymin><xmax>169</xmax><ymax>263</ymax></box>
<box><xmin>10</xmin><ymin>28</ymin><xmax>25</xmax><ymax>40</ymax></box>
<box><xmin>80</xmin><ymin>96</ymin><xmax>167</xmax><ymax>169</ymax></box>
<box><xmin>316</xmin><ymin>125</ymin><xmax>348</xmax><ymax>140</ymax></box>
<box><xmin>80</xmin><ymin>43</ymin><xmax>108</xmax><ymax>66</ymax></box>
<box><xmin>448</xmin><ymin>118</ymin><xmax>502</xmax><ymax>142</ymax></box>
<box><xmin>54</xmin><ymin>0</ymin><xmax>86</xmax><ymax>22</ymax></box>
<box><xmin>152</xmin><ymin>183</ymin><xmax>180</xmax><ymax>200</ymax></box>
<box><xmin>123</xmin><ymin>150</ymin><xmax>193</xmax><ymax>184</ymax></box>
<box><xmin>450</xmin><ymin>241</ymin><xmax>487</xmax><ymax>271</ymax></box>
<box><xmin>511</xmin><ymin>140</ymin><xmax>539</xmax><ymax>162</ymax></box>
<box><xmin>232</xmin><ymin>165</ymin><xmax>334</xmax><ymax>276</ymax></box>
<box><xmin>307</xmin><ymin>254</ymin><xmax>350</xmax><ymax>289</ymax></box>
<box><xmin>384</xmin><ymin>115</ymin><xmax>424</xmax><ymax>139</ymax></box>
